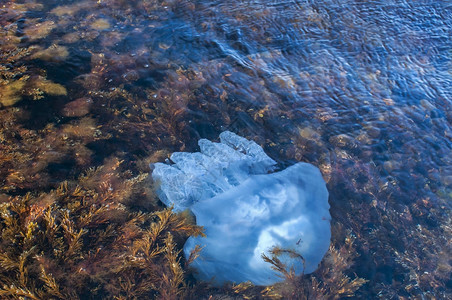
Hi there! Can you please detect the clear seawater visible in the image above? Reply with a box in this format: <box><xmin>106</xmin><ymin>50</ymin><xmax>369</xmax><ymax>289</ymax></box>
<box><xmin>1</xmin><ymin>0</ymin><xmax>451</xmax><ymax>298</ymax></box>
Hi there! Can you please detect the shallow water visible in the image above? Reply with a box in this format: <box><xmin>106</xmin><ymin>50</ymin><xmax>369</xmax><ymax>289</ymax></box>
<box><xmin>1</xmin><ymin>0</ymin><xmax>451</xmax><ymax>298</ymax></box>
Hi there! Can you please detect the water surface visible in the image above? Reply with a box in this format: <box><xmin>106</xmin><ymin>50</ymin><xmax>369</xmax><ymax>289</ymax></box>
<box><xmin>1</xmin><ymin>0</ymin><xmax>451</xmax><ymax>298</ymax></box>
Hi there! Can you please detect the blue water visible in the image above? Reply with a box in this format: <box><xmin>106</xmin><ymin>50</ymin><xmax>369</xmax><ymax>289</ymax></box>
<box><xmin>3</xmin><ymin>0</ymin><xmax>452</xmax><ymax>297</ymax></box>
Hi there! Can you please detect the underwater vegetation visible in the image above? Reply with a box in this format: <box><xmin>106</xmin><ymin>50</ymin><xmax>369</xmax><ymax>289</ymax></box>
<box><xmin>234</xmin><ymin>226</ymin><xmax>368</xmax><ymax>300</ymax></box>
<box><xmin>0</xmin><ymin>36</ymin><xmax>66</xmax><ymax>106</ymax></box>
<box><xmin>0</xmin><ymin>0</ymin><xmax>451</xmax><ymax>299</ymax></box>
<box><xmin>0</xmin><ymin>162</ymin><xmax>204</xmax><ymax>299</ymax></box>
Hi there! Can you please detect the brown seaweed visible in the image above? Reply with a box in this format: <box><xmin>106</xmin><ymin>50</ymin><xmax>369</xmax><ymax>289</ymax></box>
<box><xmin>0</xmin><ymin>167</ymin><xmax>204</xmax><ymax>299</ymax></box>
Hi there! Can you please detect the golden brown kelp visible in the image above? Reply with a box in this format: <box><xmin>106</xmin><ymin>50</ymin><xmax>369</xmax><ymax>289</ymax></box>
<box><xmin>0</xmin><ymin>1</ymin><xmax>60</xmax><ymax>107</ymax></box>
<box><xmin>224</xmin><ymin>224</ymin><xmax>367</xmax><ymax>300</ymax></box>
<box><xmin>82</xmin><ymin>66</ymin><xmax>203</xmax><ymax>156</ymax></box>
<box><xmin>0</xmin><ymin>107</ymin><xmax>104</xmax><ymax>193</ymax></box>
<box><xmin>0</xmin><ymin>160</ymin><xmax>204</xmax><ymax>299</ymax></box>
<box><xmin>0</xmin><ymin>43</ymin><xmax>33</xmax><ymax>107</ymax></box>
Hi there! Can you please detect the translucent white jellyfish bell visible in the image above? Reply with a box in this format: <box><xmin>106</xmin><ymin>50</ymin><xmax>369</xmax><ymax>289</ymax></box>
<box><xmin>151</xmin><ymin>131</ymin><xmax>331</xmax><ymax>285</ymax></box>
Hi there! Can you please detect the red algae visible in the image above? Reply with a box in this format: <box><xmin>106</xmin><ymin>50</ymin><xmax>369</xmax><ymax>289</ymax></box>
<box><xmin>61</xmin><ymin>98</ymin><xmax>93</xmax><ymax>117</ymax></box>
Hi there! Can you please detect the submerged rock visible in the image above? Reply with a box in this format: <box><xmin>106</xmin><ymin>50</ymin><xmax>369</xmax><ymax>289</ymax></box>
<box><xmin>62</xmin><ymin>97</ymin><xmax>92</xmax><ymax>117</ymax></box>
<box><xmin>152</xmin><ymin>131</ymin><xmax>330</xmax><ymax>285</ymax></box>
